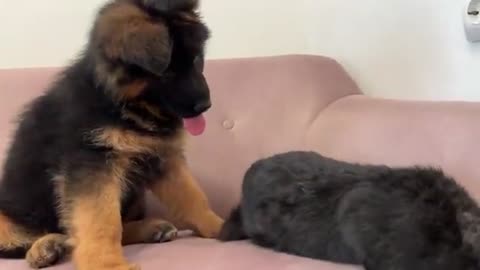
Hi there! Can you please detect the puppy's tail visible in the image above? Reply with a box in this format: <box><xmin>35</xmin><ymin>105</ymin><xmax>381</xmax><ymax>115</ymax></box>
<box><xmin>218</xmin><ymin>206</ymin><xmax>248</xmax><ymax>241</ymax></box>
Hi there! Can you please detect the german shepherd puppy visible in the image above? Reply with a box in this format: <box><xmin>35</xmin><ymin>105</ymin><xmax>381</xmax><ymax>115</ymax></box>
<box><xmin>0</xmin><ymin>0</ymin><xmax>223</xmax><ymax>269</ymax></box>
<box><xmin>220</xmin><ymin>151</ymin><xmax>480</xmax><ymax>270</ymax></box>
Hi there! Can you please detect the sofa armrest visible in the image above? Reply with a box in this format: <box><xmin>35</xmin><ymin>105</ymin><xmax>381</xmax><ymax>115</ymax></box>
<box><xmin>307</xmin><ymin>95</ymin><xmax>480</xmax><ymax>200</ymax></box>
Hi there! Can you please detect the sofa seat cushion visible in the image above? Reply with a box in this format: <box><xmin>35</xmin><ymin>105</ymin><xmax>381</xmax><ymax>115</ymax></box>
<box><xmin>0</xmin><ymin>238</ymin><xmax>359</xmax><ymax>270</ymax></box>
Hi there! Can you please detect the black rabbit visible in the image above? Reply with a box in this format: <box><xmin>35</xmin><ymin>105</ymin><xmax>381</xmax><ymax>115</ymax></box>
<box><xmin>220</xmin><ymin>151</ymin><xmax>480</xmax><ymax>270</ymax></box>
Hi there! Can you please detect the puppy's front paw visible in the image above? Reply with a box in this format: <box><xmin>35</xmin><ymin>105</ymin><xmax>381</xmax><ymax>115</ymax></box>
<box><xmin>142</xmin><ymin>219</ymin><xmax>178</xmax><ymax>243</ymax></box>
<box><xmin>123</xmin><ymin>218</ymin><xmax>178</xmax><ymax>245</ymax></box>
<box><xmin>194</xmin><ymin>211</ymin><xmax>224</xmax><ymax>238</ymax></box>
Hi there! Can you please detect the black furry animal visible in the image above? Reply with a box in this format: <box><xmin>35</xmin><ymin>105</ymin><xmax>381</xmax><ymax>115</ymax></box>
<box><xmin>219</xmin><ymin>151</ymin><xmax>480</xmax><ymax>270</ymax></box>
<box><xmin>0</xmin><ymin>0</ymin><xmax>223</xmax><ymax>269</ymax></box>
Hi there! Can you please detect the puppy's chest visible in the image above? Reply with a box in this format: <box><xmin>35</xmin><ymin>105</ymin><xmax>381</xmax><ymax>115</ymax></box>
<box><xmin>89</xmin><ymin>127</ymin><xmax>185</xmax><ymax>183</ymax></box>
<box><xmin>126</xmin><ymin>153</ymin><xmax>166</xmax><ymax>184</ymax></box>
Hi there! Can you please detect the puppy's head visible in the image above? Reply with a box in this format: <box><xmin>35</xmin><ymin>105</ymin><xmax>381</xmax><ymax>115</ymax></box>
<box><xmin>142</xmin><ymin>3</ymin><xmax>211</xmax><ymax>120</ymax></box>
<box><xmin>89</xmin><ymin>0</ymin><xmax>211</xmax><ymax>135</ymax></box>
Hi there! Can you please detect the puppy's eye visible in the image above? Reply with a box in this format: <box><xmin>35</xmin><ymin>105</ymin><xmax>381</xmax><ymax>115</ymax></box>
<box><xmin>194</xmin><ymin>56</ymin><xmax>205</xmax><ymax>72</ymax></box>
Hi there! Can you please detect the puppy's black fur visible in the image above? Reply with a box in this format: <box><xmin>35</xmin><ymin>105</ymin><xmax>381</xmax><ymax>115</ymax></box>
<box><xmin>220</xmin><ymin>151</ymin><xmax>480</xmax><ymax>270</ymax></box>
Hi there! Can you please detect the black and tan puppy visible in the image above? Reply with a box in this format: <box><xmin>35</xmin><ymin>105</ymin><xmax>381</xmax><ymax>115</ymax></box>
<box><xmin>220</xmin><ymin>151</ymin><xmax>480</xmax><ymax>270</ymax></box>
<box><xmin>0</xmin><ymin>0</ymin><xmax>223</xmax><ymax>269</ymax></box>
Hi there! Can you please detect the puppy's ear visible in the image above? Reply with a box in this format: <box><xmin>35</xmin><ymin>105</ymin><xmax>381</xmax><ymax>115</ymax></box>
<box><xmin>142</xmin><ymin>0</ymin><xmax>199</xmax><ymax>12</ymax></box>
<box><xmin>94</xmin><ymin>2</ymin><xmax>172</xmax><ymax>75</ymax></box>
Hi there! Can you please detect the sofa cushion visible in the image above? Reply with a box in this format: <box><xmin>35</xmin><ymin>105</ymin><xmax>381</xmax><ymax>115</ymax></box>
<box><xmin>0</xmin><ymin>238</ymin><xmax>359</xmax><ymax>270</ymax></box>
<box><xmin>306</xmin><ymin>95</ymin><xmax>480</xmax><ymax>202</ymax></box>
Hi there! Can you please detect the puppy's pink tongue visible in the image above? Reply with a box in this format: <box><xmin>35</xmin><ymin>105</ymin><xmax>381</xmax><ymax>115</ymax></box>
<box><xmin>183</xmin><ymin>115</ymin><xmax>206</xmax><ymax>136</ymax></box>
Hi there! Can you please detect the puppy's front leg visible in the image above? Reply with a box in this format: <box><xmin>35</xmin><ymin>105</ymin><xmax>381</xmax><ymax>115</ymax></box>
<box><xmin>64</xmin><ymin>171</ymin><xmax>138</xmax><ymax>270</ymax></box>
<box><xmin>149</xmin><ymin>156</ymin><xmax>223</xmax><ymax>238</ymax></box>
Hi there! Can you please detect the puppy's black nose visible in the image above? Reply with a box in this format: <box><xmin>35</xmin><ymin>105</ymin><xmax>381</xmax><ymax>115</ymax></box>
<box><xmin>194</xmin><ymin>100</ymin><xmax>212</xmax><ymax>113</ymax></box>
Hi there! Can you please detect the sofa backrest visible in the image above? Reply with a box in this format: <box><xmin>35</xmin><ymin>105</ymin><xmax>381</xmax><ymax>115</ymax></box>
<box><xmin>187</xmin><ymin>55</ymin><xmax>362</xmax><ymax>216</ymax></box>
<box><xmin>0</xmin><ymin>67</ymin><xmax>63</xmax><ymax>168</ymax></box>
<box><xmin>0</xmin><ymin>55</ymin><xmax>361</xmax><ymax>217</ymax></box>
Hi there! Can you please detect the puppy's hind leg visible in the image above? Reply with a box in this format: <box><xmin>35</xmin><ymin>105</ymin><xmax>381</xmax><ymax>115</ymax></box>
<box><xmin>0</xmin><ymin>212</ymin><xmax>69</xmax><ymax>268</ymax></box>
<box><xmin>0</xmin><ymin>211</ymin><xmax>39</xmax><ymax>258</ymax></box>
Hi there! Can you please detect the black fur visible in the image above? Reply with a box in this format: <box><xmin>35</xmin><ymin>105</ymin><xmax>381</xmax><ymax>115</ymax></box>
<box><xmin>220</xmin><ymin>151</ymin><xmax>480</xmax><ymax>270</ymax></box>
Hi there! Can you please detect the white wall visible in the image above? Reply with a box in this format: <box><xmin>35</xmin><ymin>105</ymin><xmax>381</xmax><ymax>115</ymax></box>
<box><xmin>0</xmin><ymin>0</ymin><xmax>479</xmax><ymax>101</ymax></box>
<box><xmin>302</xmin><ymin>0</ymin><xmax>480</xmax><ymax>101</ymax></box>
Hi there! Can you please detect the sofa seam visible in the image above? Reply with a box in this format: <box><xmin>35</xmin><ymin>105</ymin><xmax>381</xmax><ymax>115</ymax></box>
<box><xmin>306</xmin><ymin>92</ymin><xmax>363</xmax><ymax>127</ymax></box>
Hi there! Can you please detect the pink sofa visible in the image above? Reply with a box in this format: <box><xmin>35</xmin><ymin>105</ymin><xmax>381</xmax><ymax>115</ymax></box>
<box><xmin>1</xmin><ymin>54</ymin><xmax>480</xmax><ymax>270</ymax></box>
